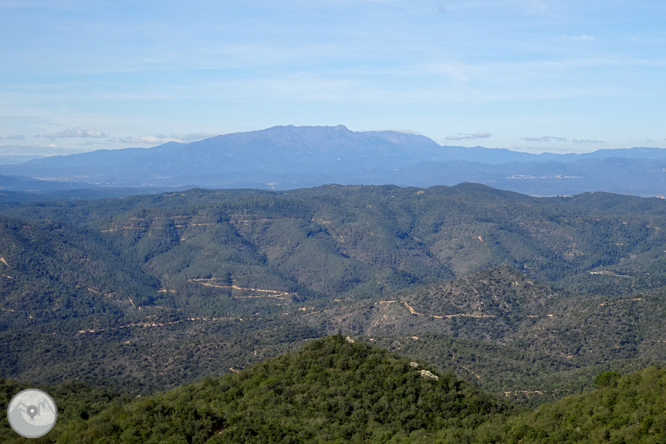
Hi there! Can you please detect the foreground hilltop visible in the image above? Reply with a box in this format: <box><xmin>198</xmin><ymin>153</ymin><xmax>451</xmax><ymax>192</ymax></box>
<box><xmin>2</xmin><ymin>336</ymin><xmax>666</xmax><ymax>443</ymax></box>
<box><xmin>0</xmin><ymin>336</ymin><xmax>512</xmax><ymax>443</ymax></box>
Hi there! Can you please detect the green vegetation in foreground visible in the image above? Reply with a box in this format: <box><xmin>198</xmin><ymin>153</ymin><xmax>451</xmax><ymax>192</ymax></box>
<box><xmin>479</xmin><ymin>366</ymin><xmax>666</xmax><ymax>443</ymax></box>
<box><xmin>1</xmin><ymin>336</ymin><xmax>512</xmax><ymax>443</ymax></box>
<box><xmin>3</xmin><ymin>336</ymin><xmax>666</xmax><ymax>443</ymax></box>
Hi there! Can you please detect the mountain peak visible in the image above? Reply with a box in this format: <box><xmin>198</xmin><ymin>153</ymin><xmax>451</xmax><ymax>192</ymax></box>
<box><xmin>54</xmin><ymin>335</ymin><xmax>511</xmax><ymax>442</ymax></box>
<box><xmin>3</xmin><ymin>125</ymin><xmax>666</xmax><ymax>195</ymax></box>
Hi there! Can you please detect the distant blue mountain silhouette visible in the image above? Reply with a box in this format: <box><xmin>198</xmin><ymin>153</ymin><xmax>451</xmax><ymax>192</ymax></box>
<box><xmin>1</xmin><ymin>125</ymin><xmax>666</xmax><ymax>196</ymax></box>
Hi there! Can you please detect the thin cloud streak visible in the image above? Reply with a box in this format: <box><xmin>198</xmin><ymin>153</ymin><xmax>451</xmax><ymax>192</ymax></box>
<box><xmin>523</xmin><ymin>136</ymin><xmax>568</xmax><ymax>142</ymax></box>
<box><xmin>572</xmin><ymin>139</ymin><xmax>604</xmax><ymax>144</ymax></box>
<box><xmin>446</xmin><ymin>131</ymin><xmax>492</xmax><ymax>141</ymax></box>
<box><xmin>40</xmin><ymin>127</ymin><xmax>108</xmax><ymax>139</ymax></box>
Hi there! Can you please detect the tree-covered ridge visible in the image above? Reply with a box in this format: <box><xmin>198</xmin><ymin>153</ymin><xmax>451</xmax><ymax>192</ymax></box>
<box><xmin>6</xmin><ymin>183</ymin><xmax>666</xmax><ymax>297</ymax></box>
<box><xmin>1</xmin><ymin>336</ymin><xmax>514</xmax><ymax>443</ymax></box>
<box><xmin>479</xmin><ymin>365</ymin><xmax>666</xmax><ymax>443</ymax></box>
<box><xmin>2</xmin><ymin>184</ymin><xmax>666</xmax><ymax>401</ymax></box>
<box><xmin>3</xmin><ymin>338</ymin><xmax>666</xmax><ymax>443</ymax></box>
<box><xmin>0</xmin><ymin>216</ymin><xmax>161</xmax><ymax>326</ymax></box>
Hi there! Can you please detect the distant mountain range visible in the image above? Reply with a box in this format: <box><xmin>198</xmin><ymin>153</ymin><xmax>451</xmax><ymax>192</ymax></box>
<box><xmin>2</xmin><ymin>125</ymin><xmax>666</xmax><ymax>196</ymax></box>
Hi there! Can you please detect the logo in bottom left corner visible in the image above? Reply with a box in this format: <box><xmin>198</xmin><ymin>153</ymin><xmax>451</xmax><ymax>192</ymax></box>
<box><xmin>7</xmin><ymin>389</ymin><xmax>58</xmax><ymax>438</ymax></box>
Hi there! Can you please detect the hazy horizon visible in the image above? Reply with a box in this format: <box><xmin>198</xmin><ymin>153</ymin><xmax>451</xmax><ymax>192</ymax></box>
<box><xmin>1</xmin><ymin>124</ymin><xmax>665</xmax><ymax>158</ymax></box>
<box><xmin>2</xmin><ymin>1</ymin><xmax>666</xmax><ymax>156</ymax></box>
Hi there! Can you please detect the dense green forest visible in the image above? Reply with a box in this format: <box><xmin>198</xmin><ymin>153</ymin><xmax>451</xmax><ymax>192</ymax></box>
<box><xmin>3</xmin><ymin>336</ymin><xmax>666</xmax><ymax>443</ymax></box>
<box><xmin>2</xmin><ymin>184</ymin><xmax>666</xmax><ymax>424</ymax></box>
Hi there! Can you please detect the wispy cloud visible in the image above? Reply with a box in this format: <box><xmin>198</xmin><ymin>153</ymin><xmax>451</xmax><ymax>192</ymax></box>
<box><xmin>527</xmin><ymin>0</ymin><xmax>548</xmax><ymax>13</ymax></box>
<box><xmin>382</xmin><ymin>128</ymin><xmax>422</xmax><ymax>135</ymax></box>
<box><xmin>560</xmin><ymin>34</ymin><xmax>595</xmax><ymax>41</ymax></box>
<box><xmin>40</xmin><ymin>127</ymin><xmax>108</xmax><ymax>139</ymax></box>
<box><xmin>5</xmin><ymin>135</ymin><xmax>25</xmax><ymax>140</ymax></box>
<box><xmin>522</xmin><ymin>136</ymin><xmax>567</xmax><ymax>142</ymax></box>
<box><xmin>445</xmin><ymin>131</ymin><xmax>492</xmax><ymax>141</ymax></box>
<box><xmin>572</xmin><ymin>138</ymin><xmax>604</xmax><ymax>144</ymax></box>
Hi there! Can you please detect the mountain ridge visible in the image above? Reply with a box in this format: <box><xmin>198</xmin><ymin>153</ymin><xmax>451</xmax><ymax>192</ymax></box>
<box><xmin>3</xmin><ymin>338</ymin><xmax>666</xmax><ymax>443</ymax></box>
<box><xmin>2</xmin><ymin>125</ymin><xmax>666</xmax><ymax>196</ymax></box>
<box><xmin>3</xmin><ymin>184</ymin><xmax>666</xmax><ymax>401</ymax></box>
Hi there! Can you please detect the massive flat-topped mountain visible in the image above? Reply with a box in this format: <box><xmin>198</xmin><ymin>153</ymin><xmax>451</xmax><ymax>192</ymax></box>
<box><xmin>3</xmin><ymin>125</ymin><xmax>666</xmax><ymax>195</ymax></box>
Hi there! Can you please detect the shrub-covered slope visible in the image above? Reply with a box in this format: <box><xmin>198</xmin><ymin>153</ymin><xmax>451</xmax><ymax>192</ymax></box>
<box><xmin>483</xmin><ymin>365</ymin><xmax>666</xmax><ymax>443</ymax></box>
<box><xmin>3</xmin><ymin>184</ymin><xmax>666</xmax><ymax>401</ymax></box>
<box><xmin>1</xmin><ymin>336</ymin><xmax>513</xmax><ymax>443</ymax></box>
<box><xmin>3</xmin><ymin>338</ymin><xmax>666</xmax><ymax>443</ymax></box>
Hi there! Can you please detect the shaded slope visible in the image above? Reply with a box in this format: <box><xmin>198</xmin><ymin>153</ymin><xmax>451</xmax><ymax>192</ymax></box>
<box><xmin>0</xmin><ymin>216</ymin><xmax>161</xmax><ymax>329</ymax></box>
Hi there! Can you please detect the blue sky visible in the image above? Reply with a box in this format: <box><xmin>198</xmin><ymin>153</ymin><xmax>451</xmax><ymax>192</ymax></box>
<box><xmin>1</xmin><ymin>0</ymin><xmax>665</xmax><ymax>155</ymax></box>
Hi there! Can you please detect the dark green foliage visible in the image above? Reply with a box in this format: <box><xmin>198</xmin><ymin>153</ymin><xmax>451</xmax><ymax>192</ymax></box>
<box><xmin>371</xmin><ymin>333</ymin><xmax>655</xmax><ymax>409</ymax></box>
<box><xmin>483</xmin><ymin>365</ymin><xmax>666</xmax><ymax>443</ymax></box>
<box><xmin>4</xmin><ymin>340</ymin><xmax>666</xmax><ymax>443</ymax></box>
<box><xmin>1</xmin><ymin>336</ymin><xmax>514</xmax><ymax>443</ymax></box>
<box><xmin>595</xmin><ymin>371</ymin><xmax>622</xmax><ymax>388</ymax></box>
<box><xmin>0</xmin><ymin>216</ymin><xmax>161</xmax><ymax>329</ymax></box>
<box><xmin>0</xmin><ymin>378</ymin><xmax>132</xmax><ymax>444</ymax></box>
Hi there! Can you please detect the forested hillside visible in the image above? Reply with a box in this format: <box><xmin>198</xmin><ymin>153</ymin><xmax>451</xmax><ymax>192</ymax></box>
<box><xmin>0</xmin><ymin>336</ymin><xmax>516</xmax><ymax>443</ymax></box>
<box><xmin>2</xmin><ymin>337</ymin><xmax>666</xmax><ymax>443</ymax></box>
<box><xmin>1</xmin><ymin>184</ymin><xmax>666</xmax><ymax>403</ymax></box>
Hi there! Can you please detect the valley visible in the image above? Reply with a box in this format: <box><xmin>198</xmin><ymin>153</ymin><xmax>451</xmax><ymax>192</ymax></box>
<box><xmin>1</xmin><ymin>184</ymin><xmax>666</xmax><ymax>408</ymax></box>
<box><xmin>5</xmin><ymin>0</ymin><xmax>666</xmax><ymax>440</ymax></box>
